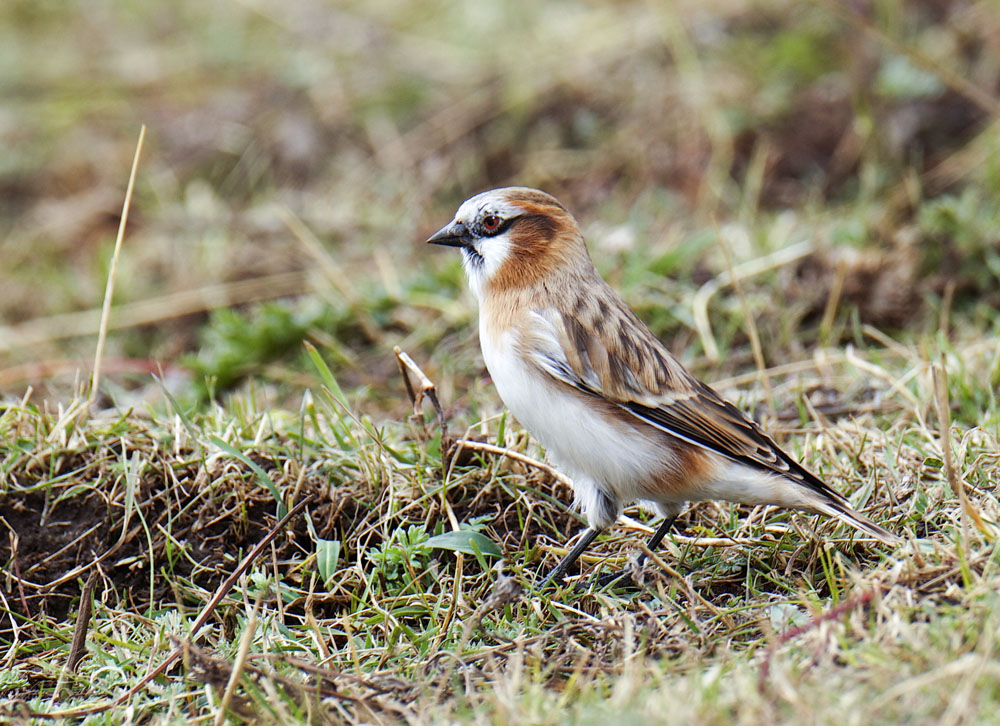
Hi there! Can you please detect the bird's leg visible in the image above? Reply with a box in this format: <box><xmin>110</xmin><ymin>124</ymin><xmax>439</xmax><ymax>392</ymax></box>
<box><xmin>589</xmin><ymin>513</ymin><xmax>679</xmax><ymax>589</ymax></box>
<box><xmin>540</xmin><ymin>527</ymin><xmax>600</xmax><ymax>588</ymax></box>
<box><xmin>645</xmin><ymin>512</ymin><xmax>679</xmax><ymax>551</ymax></box>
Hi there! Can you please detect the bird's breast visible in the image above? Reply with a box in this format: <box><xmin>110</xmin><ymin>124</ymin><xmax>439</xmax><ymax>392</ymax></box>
<box><xmin>478</xmin><ymin>320</ymin><xmax>676</xmax><ymax>500</ymax></box>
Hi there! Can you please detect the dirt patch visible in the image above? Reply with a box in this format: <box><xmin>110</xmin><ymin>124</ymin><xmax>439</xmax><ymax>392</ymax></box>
<box><xmin>0</xmin><ymin>426</ymin><xmax>604</xmax><ymax>648</ymax></box>
<box><xmin>0</xmin><ymin>446</ymin><xmax>383</xmax><ymax>643</ymax></box>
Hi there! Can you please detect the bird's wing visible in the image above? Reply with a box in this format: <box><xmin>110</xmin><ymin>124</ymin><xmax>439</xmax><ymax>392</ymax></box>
<box><xmin>519</xmin><ymin>303</ymin><xmax>845</xmax><ymax>505</ymax></box>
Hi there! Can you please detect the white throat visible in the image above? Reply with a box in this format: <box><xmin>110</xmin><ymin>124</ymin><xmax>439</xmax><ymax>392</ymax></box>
<box><xmin>462</xmin><ymin>234</ymin><xmax>511</xmax><ymax>302</ymax></box>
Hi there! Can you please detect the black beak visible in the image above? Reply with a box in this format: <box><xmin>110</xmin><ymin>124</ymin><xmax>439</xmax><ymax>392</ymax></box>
<box><xmin>426</xmin><ymin>221</ymin><xmax>470</xmax><ymax>248</ymax></box>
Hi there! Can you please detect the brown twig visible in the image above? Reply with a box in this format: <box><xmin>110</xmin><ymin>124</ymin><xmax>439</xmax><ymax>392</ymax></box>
<box><xmin>459</xmin><ymin>574</ymin><xmax>523</xmax><ymax>647</ymax></box>
<box><xmin>448</xmin><ymin>439</ymin><xmax>574</xmax><ymax>489</ymax></box>
<box><xmin>0</xmin><ymin>357</ymin><xmax>172</xmax><ymax>388</ymax></box>
<box><xmin>66</xmin><ymin>571</ymin><xmax>99</xmax><ymax>673</ymax></box>
<box><xmin>692</xmin><ymin>241</ymin><xmax>813</xmax><ymax>363</ymax></box>
<box><xmin>3</xmin><ymin>526</ymin><xmax>31</xmax><ymax>617</ymax></box>
<box><xmin>828</xmin><ymin>0</ymin><xmax>1000</xmax><ymax>118</ymax></box>
<box><xmin>393</xmin><ymin>346</ymin><xmax>447</xmax><ymax>444</ymax></box>
<box><xmin>278</xmin><ymin>205</ymin><xmax>381</xmax><ymax>343</ymax></box>
<box><xmin>0</xmin><ymin>271</ymin><xmax>312</xmax><ymax>352</ymax></box>
<box><xmin>758</xmin><ymin>588</ymin><xmax>877</xmax><ymax>694</ymax></box>
<box><xmin>213</xmin><ymin>586</ymin><xmax>264</xmax><ymax>726</ymax></box>
<box><xmin>394</xmin><ymin>346</ymin><xmax>452</xmax><ymax>488</ymax></box>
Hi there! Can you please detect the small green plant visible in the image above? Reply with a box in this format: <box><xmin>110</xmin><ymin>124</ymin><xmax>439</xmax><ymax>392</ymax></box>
<box><xmin>182</xmin><ymin>299</ymin><xmax>357</xmax><ymax>399</ymax></box>
<box><xmin>368</xmin><ymin>523</ymin><xmax>432</xmax><ymax>583</ymax></box>
<box><xmin>0</xmin><ymin>666</ymin><xmax>28</xmax><ymax>693</ymax></box>
<box><xmin>919</xmin><ymin>189</ymin><xmax>1000</xmax><ymax>300</ymax></box>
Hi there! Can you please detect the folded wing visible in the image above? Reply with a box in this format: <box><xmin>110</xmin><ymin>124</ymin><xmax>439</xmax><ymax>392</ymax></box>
<box><xmin>519</xmin><ymin>304</ymin><xmax>848</xmax><ymax>507</ymax></box>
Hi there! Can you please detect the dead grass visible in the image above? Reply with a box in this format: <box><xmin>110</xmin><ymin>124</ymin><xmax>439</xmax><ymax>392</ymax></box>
<box><xmin>2</xmin><ymin>330</ymin><xmax>999</xmax><ymax>723</ymax></box>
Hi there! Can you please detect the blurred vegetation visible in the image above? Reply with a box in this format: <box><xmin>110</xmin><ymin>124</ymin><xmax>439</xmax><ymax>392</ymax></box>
<box><xmin>2</xmin><ymin>0</ymin><xmax>999</xmax><ymax>412</ymax></box>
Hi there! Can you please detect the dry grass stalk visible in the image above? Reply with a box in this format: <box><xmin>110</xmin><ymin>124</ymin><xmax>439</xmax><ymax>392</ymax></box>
<box><xmin>213</xmin><ymin>586</ymin><xmax>264</xmax><ymax>726</ymax></box>
<box><xmin>0</xmin><ymin>272</ymin><xmax>312</xmax><ymax>352</ymax></box>
<box><xmin>394</xmin><ymin>345</ymin><xmax>447</xmax><ymax>442</ymax></box>
<box><xmin>932</xmin><ymin>357</ymin><xmax>990</xmax><ymax>541</ymax></box>
<box><xmin>278</xmin><ymin>205</ymin><xmax>381</xmax><ymax>343</ymax></box>
<box><xmin>89</xmin><ymin>124</ymin><xmax>146</xmax><ymax>407</ymax></box>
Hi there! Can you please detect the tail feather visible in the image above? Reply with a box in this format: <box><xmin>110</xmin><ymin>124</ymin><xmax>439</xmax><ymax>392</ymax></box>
<box><xmin>780</xmin><ymin>456</ymin><xmax>898</xmax><ymax>545</ymax></box>
<box><xmin>812</xmin><ymin>498</ymin><xmax>899</xmax><ymax>545</ymax></box>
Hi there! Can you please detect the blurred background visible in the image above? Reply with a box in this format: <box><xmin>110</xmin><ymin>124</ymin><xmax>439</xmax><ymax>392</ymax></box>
<box><xmin>1</xmin><ymin>0</ymin><xmax>998</xmax><ymax>419</ymax></box>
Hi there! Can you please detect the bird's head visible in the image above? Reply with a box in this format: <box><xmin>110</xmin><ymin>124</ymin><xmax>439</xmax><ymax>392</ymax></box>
<box><xmin>427</xmin><ymin>187</ymin><xmax>587</xmax><ymax>299</ymax></box>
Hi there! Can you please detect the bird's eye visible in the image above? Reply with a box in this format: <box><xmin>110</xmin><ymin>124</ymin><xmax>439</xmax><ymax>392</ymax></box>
<box><xmin>481</xmin><ymin>214</ymin><xmax>502</xmax><ymax>233</ymax></box>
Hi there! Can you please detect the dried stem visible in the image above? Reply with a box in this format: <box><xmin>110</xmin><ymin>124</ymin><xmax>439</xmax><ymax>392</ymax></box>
<box><xmin>90</xmin><ymin>124</ymin><xmax>145</xmax><ymax>407</ymax></box>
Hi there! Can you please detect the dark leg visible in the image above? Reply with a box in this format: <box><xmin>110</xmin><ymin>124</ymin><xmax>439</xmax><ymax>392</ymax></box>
<box><xmin>589</xmin><ymin>513</ymin><xmax>680</xmax><ymax>590</ymax></box>
<box><xmin>645</xmin><ymin>512</ymin><xmax>679</xmax><ymax>551</ymax></box>
<box><xmin>540</xmin><ymin>527</ymin><xmax>600</xmax><ymax>588</ymax></box>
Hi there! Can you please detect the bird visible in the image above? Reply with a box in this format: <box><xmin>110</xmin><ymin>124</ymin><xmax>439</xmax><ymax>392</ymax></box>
<box><xmin>427</xmin><ymin>187</ymin><xmax>897</xmax><ymax>585</ymax></box>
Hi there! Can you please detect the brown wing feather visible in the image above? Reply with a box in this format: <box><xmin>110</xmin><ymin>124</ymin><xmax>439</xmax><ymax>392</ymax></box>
<box><xmin>542</xmin><ymin>285</ymin><xmax>847</xmax><ymax>505</ymax></box>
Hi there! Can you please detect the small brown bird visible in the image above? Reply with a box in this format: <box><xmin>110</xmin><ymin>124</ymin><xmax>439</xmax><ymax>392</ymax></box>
<box><xmin>428</xmin><ymin>187</ymin><xmax>896</xmax><ymax>583</ymax></box>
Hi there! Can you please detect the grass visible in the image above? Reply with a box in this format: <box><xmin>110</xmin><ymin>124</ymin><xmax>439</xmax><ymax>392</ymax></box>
<box><xmin>2</xmin><ymin>338</ymin><xmax>998</xmax><ymax>724</ymax></box>
<box><xmin>3</xmin><ymin>0</ymin><xmax>1000</xmax><ymax>723</ymax></box>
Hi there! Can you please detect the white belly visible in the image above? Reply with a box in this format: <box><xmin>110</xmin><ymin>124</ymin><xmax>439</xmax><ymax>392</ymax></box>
<box><xmin>479</xmin><ymin>325</ymin><xmax>672</xmax><ymax>527</ymax></box>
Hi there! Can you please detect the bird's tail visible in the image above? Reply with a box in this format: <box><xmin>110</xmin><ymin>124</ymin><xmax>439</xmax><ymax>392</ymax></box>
<box><xmin>812</xmin><ymin>497</ymin><xmax>899</xmax><ymax>545</ymax></box>
<box><xmin>779</xmin><ymin>455</ymin><xmax>899</xmax><ymax>545</ymax></box>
